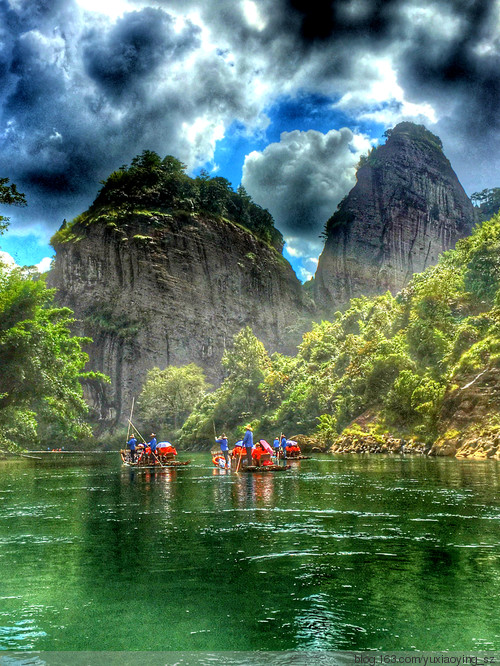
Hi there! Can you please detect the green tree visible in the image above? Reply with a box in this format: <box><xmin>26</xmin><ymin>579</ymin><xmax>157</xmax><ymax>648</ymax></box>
<box><xmin>218</xmin><ymin>326</ymin><xmax>271</xmax><ymax>421</ymax></box>
<box><xmin>0</xmin><ymin>267</ymin><xmax>102</xmax><ymax>450</ymax></box>
<box><xmin>179</xmin><ymin>327</ymin><xmax>272</xmax><ymax>448</ymax></box>
<box><xmin>138</xmin><ymin>363</ymin><xmax>211</xmax><ymax>432</ymax></box>
<box><xmin>0</xmin><ymin>177</ymin><xmax>26</xmax><ymax>234</ymax></box>
<box><xmin>471</xmin><ymin>187</ymin><xmax>500</xmax><ymax>221</ymax></box>
<box><xmin>0</xmin><ymin>179</ymin><xmax>106</xmax><ymax>451</ymax></box>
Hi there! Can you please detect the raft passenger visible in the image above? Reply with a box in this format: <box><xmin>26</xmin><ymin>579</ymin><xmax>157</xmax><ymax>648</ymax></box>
<box><xmin>280</xmin><ymin>434</ymin><xmax>287</xmax><ymax>460</ymax></box>
<box><xmin>127</xmin><ymin>434</ymin><xmax>137</xmax><ymax>463</ymax></box>
<box><xmin>243</xmin><ymin>425</ymin><xmax>254</xmax><ymax>468</ymax></box>
<box><xmin>273</xmin><ymin>436</ymin><xmax>280</xmax><ymax>458</ymax></box>
<box><xmin>215</xmin><ymin>433</ymin><xmax>229</xmax><ymax>468</ymax></box>
<box><xmin>148</xmin><ymin>433</ymin><xmax>157</xmax><ymax>453</ymax></box>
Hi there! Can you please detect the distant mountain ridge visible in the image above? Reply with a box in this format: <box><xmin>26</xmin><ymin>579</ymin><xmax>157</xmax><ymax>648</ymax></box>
<box><xmin>314</xmin><ymin>122</ymin><xmax>476</xmax><ymax>309</ymax></box>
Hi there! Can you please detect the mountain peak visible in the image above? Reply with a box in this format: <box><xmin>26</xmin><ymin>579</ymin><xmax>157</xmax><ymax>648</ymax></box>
<box><xmin>314</xmin><ymin>123</ymin><xmax>475</xmax><ymax>309</ymax></box>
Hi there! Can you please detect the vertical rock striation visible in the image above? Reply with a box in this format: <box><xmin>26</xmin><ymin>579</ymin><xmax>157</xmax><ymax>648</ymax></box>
<box><xmin>49</xmin><ymin>211</ymin><xmax>308</xmax><ymax>425</ymax></box>
<box><xmin>314</xmin><ymin>122</ymin><xmax>475</xmax><ymax>309</ymax></box>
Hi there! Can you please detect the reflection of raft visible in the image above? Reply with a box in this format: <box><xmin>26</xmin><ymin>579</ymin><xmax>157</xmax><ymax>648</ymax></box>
<box><xmin>242</xmin><ymin>464</ymin><xmax>290</xmax><ymax>473</ymax></box>
<box><xmin>120</xmin><ymin>443</ymin><xmax>190</xmax><ymax>467</ymax></box>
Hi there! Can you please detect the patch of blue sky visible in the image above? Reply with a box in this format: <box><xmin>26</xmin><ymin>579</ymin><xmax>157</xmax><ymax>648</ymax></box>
<box><xmin>265</xmin><ymin>91</ymin><xmax>388</xmax><ymax>149</ymax></box>
<box><xmin>283</xmin><ymin>245</ymin><xmax>309</xmax><ymax>283</ymax></box>
<box><xmin>0</xmin><ymin>232</ymin><xmax>52</xmax><ymax>266</ymax></box>
<box><xmin>201</xmin><ymin>91</ymin><xmax>387</xmax><ymax>188</ymax></box>
<box><xmin>191</xmin><ymin>120</ymin><xmax>266</xmax><ymax>188</ymax></box>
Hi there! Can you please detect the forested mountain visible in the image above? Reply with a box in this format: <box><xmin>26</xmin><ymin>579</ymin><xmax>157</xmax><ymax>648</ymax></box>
<box><xmin>42</xmin><ymin>125</ymin><xmax>499</xmax><ymax>455</ymax></box>
<box><xmin>86</xmin><ymin>150</ymin><xmax>284</xmax><ymax>250</ymax></box>
<box><xmin>48</xmin><ymin>152</ymin><xmax>309</xmax><ymax>427</ymax></box>
<box><xmin>181</xmin><ymin>212</ymin><xmax>500</xmax><ymax>459</ymax></box>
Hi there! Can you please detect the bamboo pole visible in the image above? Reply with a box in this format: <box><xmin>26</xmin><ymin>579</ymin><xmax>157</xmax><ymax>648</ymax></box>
<box><xmin>126</xmin><ymin>397</ymin><xmax>135</xmax><ymax>442</ymax></box>
<box><xmin>128</xmin><ymin>419</ymin><xmax>146</xmax><ymax>444</ymax></box>
<box><xmin>128</xmin><ymin>419</ymin><xmax>147</xmax><ymax>464</ymax></box>
<box><xmin>235</xmin><ymin>445</ymin><xmax>244</xmax><ymax>472</ymax></box>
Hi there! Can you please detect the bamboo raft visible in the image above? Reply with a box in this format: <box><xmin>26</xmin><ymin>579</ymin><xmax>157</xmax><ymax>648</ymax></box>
<box><xmin>120</xmin><ymin>450</ymin><xmax>190</xmax><ymax>467</ymax></box>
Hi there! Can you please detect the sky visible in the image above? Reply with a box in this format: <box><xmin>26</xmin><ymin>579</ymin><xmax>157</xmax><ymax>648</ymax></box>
<box><xmin>0</xmin><ymin>0</ymin><xmax>499</xmax><ymax>281</ymax></box>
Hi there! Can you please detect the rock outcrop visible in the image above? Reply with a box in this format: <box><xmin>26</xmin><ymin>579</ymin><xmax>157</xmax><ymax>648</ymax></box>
<box><xmin>49</xmin><ymin>211</ymin><xmax>309</xmax><ymax>425</ymax></box>
<box><xmin>430</xmin><ymin>367</ymin><xmax>500</xmax><ymax>459</ymax></box>
<box><xmin>314</xmin><ymin>122</ymin><xmax>476</xmax><ymax>309</ymax></box>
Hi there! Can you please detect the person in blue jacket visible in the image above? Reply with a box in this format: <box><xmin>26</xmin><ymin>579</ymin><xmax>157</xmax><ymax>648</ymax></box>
<box><xmin>273</xmin><ymin>436</ymin><xmax>280</xmax><ymax>458</ymax></box>
<box><xmin>280</xmin><ymin>434</ymin><xmax>287</xmax><ymax>460</ymax></box>
<box><xmin>242</xmin><ymin>425</ymin><xmax>254</xmax><ymax>467</ymax></box>
<box><xmin>127</xmin><ymin>434</ymin><xmax>137</xmax><ymax>463</ymax></box>
<box><xmin>148</xmin><ymin>433</ymin><xmax>157</xmax><ymax>453</ymax></box>
<box><xmin>215</xmin><ymin>433</ymin><xmax>229</xmax><ymax>468</ymax></box>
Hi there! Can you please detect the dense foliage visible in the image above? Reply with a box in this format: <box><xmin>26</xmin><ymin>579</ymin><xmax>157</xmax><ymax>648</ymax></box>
<box><xmin>179</xmin><ymin>327</ymin><xmax>271</xmax><ymax>446</ymax></box>
<box><xmin>0</xmin><ymin>181</ymin><xmax>106</xmax><ymax>452</ymax></box>
<box><xmin>0</xmin><ymin>177</ymin><xmax>26</xmax><ymax>233</ymax></box>
<box><xmin>53</xmin><ymin>150</ymin><xmax>283</xmax><ymax>251</ymax></box>
<box><xmin>180</xmin><ymin>213</ymin><xmax>500</xmax><ymax>449</ymax></box>
<box><xmin>138</xmin><ymin>363</ymin><xmax>211</xmax><ymax>436</ymax></box>
<box><xmin>0</xmin><ymin>263</ymin><xmax>106</xmax><ymax>450</ymax></box>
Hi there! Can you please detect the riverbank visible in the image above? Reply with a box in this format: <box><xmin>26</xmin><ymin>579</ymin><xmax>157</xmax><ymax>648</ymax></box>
<box><xmin>319</xmin><ymin>427</ymin><xmax>500</xmax><ymax>460</ymax></box>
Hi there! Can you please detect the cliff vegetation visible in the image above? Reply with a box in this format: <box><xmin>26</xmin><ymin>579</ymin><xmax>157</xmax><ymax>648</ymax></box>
<box><xmin>51</xmin><ymin>150</ymin><xmax>284</xmax><ymax>252</ymax></box>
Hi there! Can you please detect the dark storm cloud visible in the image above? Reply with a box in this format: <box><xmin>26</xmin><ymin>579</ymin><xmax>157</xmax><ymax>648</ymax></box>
<box><xmin>242</xmin><ymin>127</ymin><xmax>370</xmax><ymax>243</ymax></box>
<box><xmin>0</xmin><ymin>2</ymin><xmax>207</xmax><ymax>233</ymax></box>
<box><xmin>2</xmin><ymin>0</ymin><xmax>500</xmax><ymax>254</ymax></box>
<box><xmin>281</xmin><ymin>0</ymin><xmax>403</xmax><ymax>44</ymax></box>
<box><xmin>281</xmin><ymin>0</ymin><xmax>500</xmax><ymax>141</ymax></box>
<box><xmin>399</xmin><ymin>1</ymin><xmax>500</xmax><ymax>135</ymax></box>
<box><xmin>83</xmin><ymin>8</ymin><xmax>200</xmax><ymax>98</ymax></box>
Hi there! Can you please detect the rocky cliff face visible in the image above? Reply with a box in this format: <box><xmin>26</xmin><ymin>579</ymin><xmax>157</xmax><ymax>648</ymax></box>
<box><xmin>430</xmin><ymin>367</ymin><xmax>500</xmax><ymax>460</ymax></box>
<box><xmin>314</xmin><ymin>123</ymin><xmax>476</xmax><ymax>309</ymax></box>
<box><xmin>49</xmin><ymin>211</ymin><xmax>308</xmax><ymax>425</ymax></box>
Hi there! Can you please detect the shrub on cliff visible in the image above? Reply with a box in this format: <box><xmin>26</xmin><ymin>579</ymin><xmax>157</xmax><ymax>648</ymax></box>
<box><xmin>88</xmin><ymin>150</ymin><xmax>284</xmax><ymax>251</ymax></box>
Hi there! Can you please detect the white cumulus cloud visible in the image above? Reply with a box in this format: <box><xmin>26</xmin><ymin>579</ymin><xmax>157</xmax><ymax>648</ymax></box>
<box><xmin>36</xmin><ymin>257</ymin><xmax>53</xmax><ymax>273</ymax></box>
<box><xmin>0</xmin><ymin>251</ymin><xmax>17</xmax><ymax>269</ymax></box>
<box><xmin>242</xmin><ymin>127</ymin><xmax>374</xmax><ymax>265</ymax></box>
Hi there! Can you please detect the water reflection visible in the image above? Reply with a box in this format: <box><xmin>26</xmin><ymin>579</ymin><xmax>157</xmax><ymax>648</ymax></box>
<box><xmin>1</xmin><ymin>454</ymin><xmax>500</xmax><ymax>651</ymax></box>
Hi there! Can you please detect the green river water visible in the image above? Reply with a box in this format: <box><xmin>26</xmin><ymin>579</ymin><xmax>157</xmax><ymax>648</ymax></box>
<box><xmin>0</xmin><ymin>453</ymin><xmax>499</xmax><ymax>653</ymax></box>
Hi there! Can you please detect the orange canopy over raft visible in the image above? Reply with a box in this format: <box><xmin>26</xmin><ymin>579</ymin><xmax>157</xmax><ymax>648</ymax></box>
<box><xmin>285</xmin><ymin>441</ymin><xmax>301</xmax><ymax>454</ymax></box>
<box><xmin>252</xmin><ymin>444</ymin><xmax>273</xmax><ymax>466</ymax></box>
<box><xmin>157</xmin><ymin>443</ymin><xmax>177</xmax><ymax>456</ymax></box>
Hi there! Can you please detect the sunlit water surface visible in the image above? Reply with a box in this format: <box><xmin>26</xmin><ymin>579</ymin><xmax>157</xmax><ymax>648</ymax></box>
<box><xmin>0</xmin><ymin>453</ymin><xmax>499</xmax><ymax>651</ymax></box>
